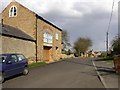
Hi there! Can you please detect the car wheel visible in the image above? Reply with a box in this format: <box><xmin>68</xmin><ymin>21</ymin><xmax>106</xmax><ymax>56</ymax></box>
<box><xmin>0</xmin><ymin>72</ymin><xmax>4</xmax><ymax>83</ymax></box>
<box><xmin>23</xmin><ymin>67</ymin><xmax>29</xmax><ymax>75</ymax></box>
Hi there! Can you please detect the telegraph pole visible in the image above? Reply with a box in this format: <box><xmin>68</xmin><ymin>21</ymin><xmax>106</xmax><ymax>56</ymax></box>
<box><xmin>106</xmin><ymin>0</ymin><xmax>114</xmax><ymax>56</ymax></box>
<box><xmin>106</xmin><ymin>32</ymin><xmax>109</xmax><ymax>55</ymax></box>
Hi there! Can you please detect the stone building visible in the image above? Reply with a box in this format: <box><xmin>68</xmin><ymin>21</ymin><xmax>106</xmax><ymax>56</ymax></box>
<box><xmin>0</xmin><ymin>24</ymin><xmax>36</xmax><ymax>63</ymax></box>
<box><xmin>0</xmin><ymin>0</ymin><xmax>62</xmax><ymax>63</ymax></box>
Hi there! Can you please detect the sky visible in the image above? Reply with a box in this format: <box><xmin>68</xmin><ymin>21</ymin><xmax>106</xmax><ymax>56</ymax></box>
<box><xmin>0</xmin><ymin>0</ymin><xmax>119</xmax><ymax>51</ymax></box>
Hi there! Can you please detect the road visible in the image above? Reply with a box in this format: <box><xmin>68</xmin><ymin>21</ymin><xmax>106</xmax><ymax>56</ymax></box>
<box><xmin>3</xmin><ymin>58</ymin><xmax>104</xmax><ymax>88</ymax></box>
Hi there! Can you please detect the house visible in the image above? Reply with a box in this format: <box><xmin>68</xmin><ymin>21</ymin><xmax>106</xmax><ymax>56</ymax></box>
<box><xmin>87</xmin><ymin>50</ymin><xmax>102</xmax><ymax>58</ymax></box>
<box><xmin>0</xmin><ymin>0</ymin><xmax>62</xmax><ymax>63</ymax></box>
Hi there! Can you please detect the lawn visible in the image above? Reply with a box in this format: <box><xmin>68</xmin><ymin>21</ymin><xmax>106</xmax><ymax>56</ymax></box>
<box><xmin>103</xmin><ymin>56</ymin><xmax>114</xmax><ymax>62</ymax></box>
<box><xmin>29</xmin><ymin>61</ymin><xmax>46</xmax><ymax>69</ymax></box>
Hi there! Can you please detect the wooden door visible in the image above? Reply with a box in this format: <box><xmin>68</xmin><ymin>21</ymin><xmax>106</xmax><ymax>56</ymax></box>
<box><xmin>43</xmin><ymin>46</ymin><xmax>50</xmax><ymax>61</ymax></box>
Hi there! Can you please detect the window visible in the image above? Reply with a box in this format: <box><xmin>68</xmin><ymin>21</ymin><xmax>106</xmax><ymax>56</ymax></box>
<box><xmin>10</xmin><ymin>55</ymin><xmax>18</xmax><ymax>63</ymax></box>
<box><xmin>43</xmin><ymin>32</ymin><xmax>53</xmax><ymax>44</ymax></box>
<box><xmin>56</xmin><ymin>33</ymin><xmax>59</xmax><ymax>40</ymax></box>
<box><xmin>0</xmin><ymin>55</ymin><xmax>7</xmax><ymax>63</ymax></box>
<box><xmin>17</xmin><ymin>55</ymin><xmax>25</xmax><ymax>62</ymax></box>
<box><xmin>9</xmin><ymin>6</ymin><xmax>17</xmax><ymax>17</ymax></box>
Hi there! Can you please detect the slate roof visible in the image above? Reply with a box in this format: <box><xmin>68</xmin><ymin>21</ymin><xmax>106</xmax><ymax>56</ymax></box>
<box><xmin>0</xmin><ymin>24</ymin><xmax>35</xmax><ymax>42</ymax></box>
<box><xmin>36</xmin><ymin>15</ymin><xmax>62</xmax><ymax>31</ymax></box>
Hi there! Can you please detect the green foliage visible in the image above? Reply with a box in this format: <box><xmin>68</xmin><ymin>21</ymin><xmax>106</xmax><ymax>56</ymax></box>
<box><xmin>103</xmin><ymin>56</ymin><xmax>113</xmax><ymax>62</ymax></box>
<box><xmin>100</xmin><ymin>52</ymin><xmax>107</xmax><ymax>57</ymax></box>
<box><xmin>62</xmin><ymin>49</ymin><xmax>72</xmax><ymax>55</ymax></box>
<box><xmin>74</xmin><ymin>37</ymin><xmax>92</xmax><ymax>56</ymax></box>
<box><xmin>103</xmin><ymin>56</ymin><xmax>113</xmax><ymax>60</ymax></box>
<box><xmin>29</xmin><ymin>62</ymin><xmax>46</xmax><ymax>69</ymax></box>
<box><xmin>66</xmin><ymin>49</ymin><xmax>72</xmax><ymax>55</ymax></box>
<box><xmin>112</xmin><ymin>37</ymin><xmax>120</xmax><ymax>55</ymax></box>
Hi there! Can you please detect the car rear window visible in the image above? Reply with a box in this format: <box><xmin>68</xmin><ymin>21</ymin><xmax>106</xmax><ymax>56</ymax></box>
<box><xmin>0</xmin><ymin>55</ymin><xmax>7</xmax><ymax>63</ymax></box>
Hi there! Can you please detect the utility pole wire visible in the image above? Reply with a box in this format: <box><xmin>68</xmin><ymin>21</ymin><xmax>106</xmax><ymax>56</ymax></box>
<box><xmin>106</xmin><ymin>0</ymin><xmax>115</xmax><ymax>55</ymax></box>
<box><xmin>107</xmin><ymin>0</ymin><xmax>115</xmax><ymax>32</ymax></box>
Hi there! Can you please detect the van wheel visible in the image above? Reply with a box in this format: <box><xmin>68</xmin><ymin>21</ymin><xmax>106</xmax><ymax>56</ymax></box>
<box><xmin>23</xmin><ymin>67</ymin><xmax>29</xmax><ymax>75</ymax></box>
<box><xmin>0</xmin><ymin>72</ymin><xmax>4</xmax><ymax>83</ymax></box>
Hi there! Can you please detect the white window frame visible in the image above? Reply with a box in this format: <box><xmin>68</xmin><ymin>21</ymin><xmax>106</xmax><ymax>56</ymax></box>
<box><xmin>56</xmin><ymin>33</ymin><xmax>59</xmax><ymax>40</ymax></box>
<box><xmin>43</xmin><ymin>32</ymin><xmax>53</xmax><ymax>44</ymax></box>
<box><xmin>9</xmin><ymin>6</ymin><xmax>17</xmax><ymax>17</ymax></box>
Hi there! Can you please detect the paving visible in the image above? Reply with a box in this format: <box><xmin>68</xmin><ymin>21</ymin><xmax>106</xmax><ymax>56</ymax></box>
<box><xmin>2</xmin><ymin>58</ymin><xmax>104</xmax><ymax>88</ymax></box>
<box><xmin>93</xmin><ymin>58</ymin><xmax>119</xmax><ymax>89</ymax></box>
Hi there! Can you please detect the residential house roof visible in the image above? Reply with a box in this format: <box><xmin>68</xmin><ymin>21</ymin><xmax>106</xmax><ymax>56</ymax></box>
<box><xmin>36</xmin><ymin>14</ymin><xmax>62</xmax><ymax>31</ymax></box>
<box><xmin>0</xmin><ymin>24</ymin><xmax>35</xmax><ymax>42</ymax></box>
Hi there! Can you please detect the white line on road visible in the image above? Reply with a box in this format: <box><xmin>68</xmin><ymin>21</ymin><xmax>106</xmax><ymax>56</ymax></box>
<box><xmin>92</xmin><ymin>59</ymin><xmax>110</xmax><ymax>90</ymax></box>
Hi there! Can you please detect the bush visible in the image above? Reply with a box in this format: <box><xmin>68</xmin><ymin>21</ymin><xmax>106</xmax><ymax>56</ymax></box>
<box><xmin>103</xmin><ymin>56</ymin><xmax>113</xmax><ymax>62</ymax></box>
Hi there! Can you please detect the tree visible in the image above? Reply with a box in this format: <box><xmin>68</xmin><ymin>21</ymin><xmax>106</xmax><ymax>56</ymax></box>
<box><xmin>112</xmin><ymin>37</ymin><xmax>120</xmax><ymax>55</ymax></box>
<box><xmin>74</xmin><ymin>37</ymin><xmax>92</xmax><ymax>56</ymax></box>
<box><xmin>62</xmin><ymin>30</ymin><xmax>71</xmax><ymax>53</ymax></box>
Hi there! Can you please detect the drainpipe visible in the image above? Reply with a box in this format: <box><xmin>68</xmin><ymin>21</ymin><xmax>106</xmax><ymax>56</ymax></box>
<box><xmin>35</xmin><ymin>15</ymin><xmax>38</xmax><ymax>63</ymax></box>
<box><xmin>1</xmin><ymin>19</ymin><xmax>3</xmax><ymax>27</ymax></box>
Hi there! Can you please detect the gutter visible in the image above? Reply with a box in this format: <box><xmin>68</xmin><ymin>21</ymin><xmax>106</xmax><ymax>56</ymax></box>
<box><xmin>92</xmin><ymin>59</ymin><xmax>109</xmax><ymax>89</ymax></box>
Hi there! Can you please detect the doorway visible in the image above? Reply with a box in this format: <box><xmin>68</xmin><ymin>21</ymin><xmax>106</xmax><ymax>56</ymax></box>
<box><xmin>43</xmin><ymin>46</ymin><xmax>52</xmax><ymax>61</ymax></box>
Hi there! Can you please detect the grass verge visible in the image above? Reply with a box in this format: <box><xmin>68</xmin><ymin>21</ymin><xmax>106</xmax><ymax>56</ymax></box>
<box><xmin>29</xmin><ymin>62</ymin><xmax>46</xmax><ymax>69</ymax></box>
<box><xmin>103</xmin><ymin>56</ymin><xmax>113</xmax><ymax>62</ymax></box>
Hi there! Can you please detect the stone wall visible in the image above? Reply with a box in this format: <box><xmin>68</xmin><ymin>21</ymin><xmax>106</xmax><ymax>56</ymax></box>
<box><xmin>1</xmin><ymin>36</ymin><xmax>36</xmax><ymax>63</ymax></box>
<box><xmin>37</xmin><ymin>19</ymin><xmax>62</xmax><ymax>62</ymax></box>
<box><xmin>2</xmin><ymin>1</ymin><xmax>36</xmax><ymax>39</ymax></box>
<box><xmin>1</xmin><ymin>1</ymin><xmax>62</xmax><ymax>63</ymax></box>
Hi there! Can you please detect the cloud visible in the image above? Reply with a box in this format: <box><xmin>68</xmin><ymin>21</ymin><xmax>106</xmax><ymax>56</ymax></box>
<box><xmin>40</xmin><ymin>1</ymin><xmax>118</xmax><ymax>51</ymax></box>
<box><xmin>0</xmin><ymin>0</ymin><xmax>119</xmax><ymax>51</ymax></box>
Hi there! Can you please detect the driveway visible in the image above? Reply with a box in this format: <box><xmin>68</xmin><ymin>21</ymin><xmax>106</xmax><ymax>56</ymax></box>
<box><xmin>3</xmin><ymin>58</ymin><xmax>104</xmax><ymax>88</ymax></box>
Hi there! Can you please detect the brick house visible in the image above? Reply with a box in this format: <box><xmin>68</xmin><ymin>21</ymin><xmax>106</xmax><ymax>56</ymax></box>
<box><xmin>0</xmin><ymin>0</ymin><xmax>62</xmax><ymax>63</ymax></box>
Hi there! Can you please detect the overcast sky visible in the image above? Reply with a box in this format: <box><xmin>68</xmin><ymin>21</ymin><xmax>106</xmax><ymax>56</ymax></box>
<box><xmin>0</xmin><ymin>0</ymin><xmax>119</xmax><ymax>51</ymax></box>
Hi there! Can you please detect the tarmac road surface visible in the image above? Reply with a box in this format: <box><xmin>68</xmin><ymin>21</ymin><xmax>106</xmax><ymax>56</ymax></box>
<box><xmin>3</xmin><ymin>58</ymin><xmax>104</xmax><ymax>88</ymax></box>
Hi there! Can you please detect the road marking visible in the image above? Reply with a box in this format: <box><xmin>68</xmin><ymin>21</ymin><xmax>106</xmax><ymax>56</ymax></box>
<box><xmin>92</xmin><ymin>59</ymin><xmax>110</xmax><ymax>90</ymax></box>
